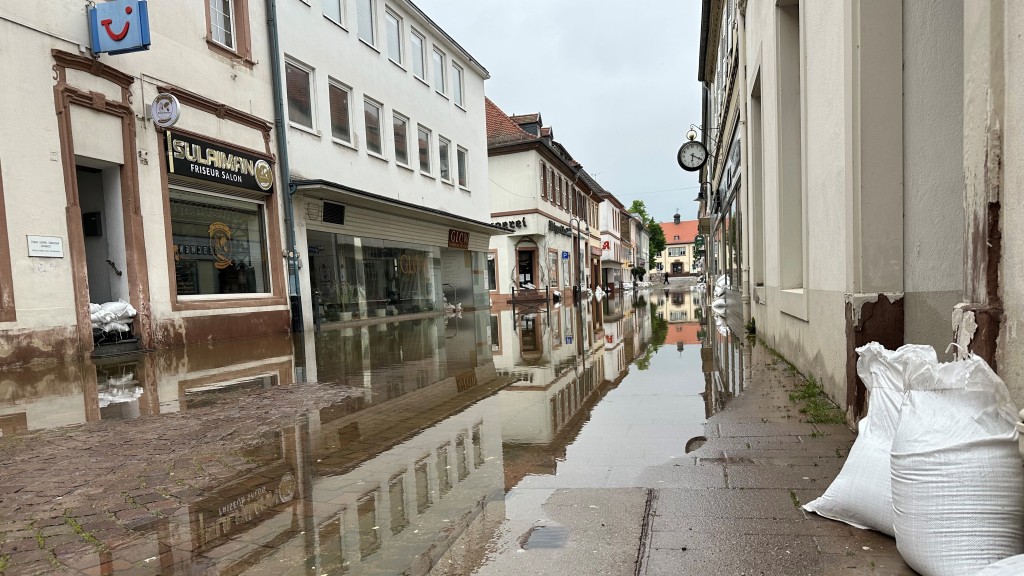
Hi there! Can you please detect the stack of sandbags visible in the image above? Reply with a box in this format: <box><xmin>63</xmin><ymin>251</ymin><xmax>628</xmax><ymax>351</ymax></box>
<box><xmin>802</xmin><ymin>343</ymin><xmax>1024</xmax><ymax>576</ymax></box>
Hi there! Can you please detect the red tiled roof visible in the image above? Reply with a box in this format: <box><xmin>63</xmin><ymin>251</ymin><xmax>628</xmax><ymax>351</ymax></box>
<box><xmin>509</xmin><ymin>113</ymin><xmax>540</xmax><ymax>124</ymax></box>
<box><xmin>661</xmin><ymin>220</ymin><xmax>699</xmax><ymax>244</ymax></box>
<box><xmin>668</xmin><ymin>322</ymin><xmax>701</xmax><ymax>345</ymax></box>
<box><xmin>486</xmin><ymin>98</ymin><xmax>536</xmax><ymax>147</ymax></box>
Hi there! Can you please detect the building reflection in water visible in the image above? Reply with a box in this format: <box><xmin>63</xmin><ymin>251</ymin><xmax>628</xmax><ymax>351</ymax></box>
<box><xmin>699</xmin><ymin>287</ymin><xmax>751</xmax><ymax>418</ymax></box>
<box><xmin>0</xmin><ymin>298</ymin><xmax>656</xmax><ymax>575</ymax></box>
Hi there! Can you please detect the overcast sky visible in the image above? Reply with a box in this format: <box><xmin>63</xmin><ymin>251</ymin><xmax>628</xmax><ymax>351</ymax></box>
<box><xmin>414</xmin><ymin>0</ymin><xmax>705</xmax><ymax>224</ymax></box>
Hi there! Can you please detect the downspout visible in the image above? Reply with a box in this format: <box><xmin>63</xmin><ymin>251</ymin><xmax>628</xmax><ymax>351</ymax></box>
<box><xmin>737</xmin><ymin>3</ymin><xmax>750</xmax><ymax>328</ymax></box>
<box><xmin>266</xmin><ymin>0</ymin><xmax>303</xmax><ymax>332</ymax></box>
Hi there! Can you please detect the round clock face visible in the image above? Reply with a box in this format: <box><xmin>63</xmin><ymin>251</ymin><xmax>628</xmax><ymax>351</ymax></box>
<box><xmin>677</xmin><ymin>140</ymin><xmax>708</xmax><ymax>172</ymax></box>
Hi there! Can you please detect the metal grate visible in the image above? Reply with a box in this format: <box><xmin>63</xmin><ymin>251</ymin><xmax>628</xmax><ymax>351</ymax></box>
<box><xmin>323</xmin><ymin>201</ymin><xmax>345</xmax><ymax>225</ymax></box>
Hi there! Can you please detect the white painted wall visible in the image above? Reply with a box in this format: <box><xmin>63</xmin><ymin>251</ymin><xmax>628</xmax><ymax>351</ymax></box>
<box><xmin>278</xmin><ymin>0</ymin><xmax>489</xmax><ymax>222</ymax></box>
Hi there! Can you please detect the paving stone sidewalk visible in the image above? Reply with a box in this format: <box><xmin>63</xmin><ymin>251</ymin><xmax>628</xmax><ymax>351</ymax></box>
<box><xmin>639</xmin><ymin>342</ymin><xmax>917</xmax><ymax>576</ymax></box>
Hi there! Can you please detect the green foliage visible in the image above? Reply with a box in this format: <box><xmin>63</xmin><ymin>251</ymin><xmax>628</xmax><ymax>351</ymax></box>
<box><xmin>789</xmin><ymin>375</ymin><xmax>846</xmax><ymax>424</ymax></box>
<box><xmin>744</xmin><ymin>317</ymin><xmax>756</xmax><ymax>335</ymax></box>
<box><xmin>636</xmin><ymin>302</ymin><xmax>669</xmax><ymax>370</ymax></box>
<box><xmin>629</xmin><ymin>200</ymin><xmax>667</xmax><ymax>257</ymax></box>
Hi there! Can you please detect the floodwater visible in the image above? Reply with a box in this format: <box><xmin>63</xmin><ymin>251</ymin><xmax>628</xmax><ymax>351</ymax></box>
<box><xmin>0</xmin><ymin>286</ymin><xmax>750</xmax><ymax>575</ymax></box>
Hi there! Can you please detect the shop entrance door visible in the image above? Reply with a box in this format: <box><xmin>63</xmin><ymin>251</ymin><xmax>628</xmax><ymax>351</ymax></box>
<box><xmin>75</xmin><ymin>162</ymin><xmax>138</xmax><ymax>351</ymax></box>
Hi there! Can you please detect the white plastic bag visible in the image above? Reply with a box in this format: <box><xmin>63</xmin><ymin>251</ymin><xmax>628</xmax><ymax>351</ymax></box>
<box><xmin>973</xmin><ymin>554</ymin><xmax>1024</xmax><ymax>575</ymax></box>
<box><xmin>891</xmin><ymin>352</ymin><xmax>1024</xmax><ymax>576</ymax></box>
<box><xmin>802</xmin><ymin>343</ymin><xmax>934</xmax><ymax>535</ymax></box>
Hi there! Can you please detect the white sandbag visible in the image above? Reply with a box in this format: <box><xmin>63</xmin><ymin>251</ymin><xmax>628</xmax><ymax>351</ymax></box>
<box><xmin>802</xmin><ymin>343</ymin><xmax>934</xmax><ymax>535</ymax></box>
<box><xmin>99</xmin><ymin>299</ymin><xmax>137</xmax><ymax>320</ymax></box>
<box><xmin>973</xmin><ymin>554</ymin><xmax>1024</xmax><ymax>575</ymax></box>
<box><xmin>891</xmin><ymin>352</ymin><xmax>1024</xmax><ymax>576</ymax></box>
<box><xmin>102</xmin><ymin>321</ymin><xmax>131</xmax><ymax>333</ymax></box>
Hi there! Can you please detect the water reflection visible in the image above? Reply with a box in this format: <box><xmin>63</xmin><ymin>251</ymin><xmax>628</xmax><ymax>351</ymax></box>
<box><xmin>700</xmin><ymin>286</ymin><xmax>751</xmax><ymax>417</ymax></box>
<box><xmin>0</xmin><ymin>291</ymin><xmax>720</xmax><ymax>575</ymax></box>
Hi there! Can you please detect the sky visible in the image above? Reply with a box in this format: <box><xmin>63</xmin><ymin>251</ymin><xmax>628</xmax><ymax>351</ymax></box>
<box><xmin>413</xmin><ymin>0</ymin><xmax>705</xmax><ymax>224</ymax></box>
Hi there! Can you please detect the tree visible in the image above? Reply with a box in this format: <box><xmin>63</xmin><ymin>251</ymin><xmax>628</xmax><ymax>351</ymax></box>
<box><xmin>628</xmin><ymin>200</ymin><xmax>667</xmax><ymax>257</ymax></box>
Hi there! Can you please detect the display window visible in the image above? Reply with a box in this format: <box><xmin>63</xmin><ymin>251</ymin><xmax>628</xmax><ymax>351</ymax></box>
<box><xmin>170</xmin><ymin>188</ymin><xmax>270</xmax><ymax>296</ymax></box>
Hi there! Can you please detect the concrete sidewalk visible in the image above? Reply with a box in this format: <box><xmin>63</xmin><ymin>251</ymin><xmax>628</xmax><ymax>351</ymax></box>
<box><xmin>638</xmin><ymin>342</ymin><xmax>916</xmax><ymax>576</ymax></box>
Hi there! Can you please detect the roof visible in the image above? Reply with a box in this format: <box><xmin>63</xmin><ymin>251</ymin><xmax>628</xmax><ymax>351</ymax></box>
<box><xmin>661</xmin><ymin>220</ymin><xmax>700</xmax><ymax>244</ymax></box>
<box><xmin>509</xmin><ymin>113</ymin><xmax>541</xmax><ymax>124</ymax></box>
<box><xmin>486</xmin><ymin>98</ymin><xmax>537</xmax><ymax>146</ymax></box>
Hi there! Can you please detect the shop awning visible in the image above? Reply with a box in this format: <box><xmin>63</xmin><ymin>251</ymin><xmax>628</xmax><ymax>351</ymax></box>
<box><xmin>293</xmin><ymin>179</ymin><xmax>511</xmax><ymax>237</ymax></box>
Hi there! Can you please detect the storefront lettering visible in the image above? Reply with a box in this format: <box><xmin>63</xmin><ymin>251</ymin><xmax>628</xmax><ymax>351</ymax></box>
<box><xmin>166</xmin><ymin>131</ymin><xmax>274</xmax><ymax>192</ymax></box>
<box><xmin>448</xmin><ymin>229</ymin><xmax>470</xmax><ymax>249</ymax></box>
<box><xmin>494</xmin><ymin>217</ymin><xmax>527</xmax><ymax>230</ymax></box>
<box><xmin>548</xmin><ymin>221</ymin><xmax>571</xmax><ymax>237</ymax></box>
<box><xmin>400</xmin><ymin>253</ymin><xmax>426</xmax><ymax>274</ymax></box>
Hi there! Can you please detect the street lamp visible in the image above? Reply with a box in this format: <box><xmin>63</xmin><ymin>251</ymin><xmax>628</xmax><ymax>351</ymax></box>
<box><xmin>570</xmin><ymin>216</ymin><xmax>590</xmax><ymax>305</ymax></box>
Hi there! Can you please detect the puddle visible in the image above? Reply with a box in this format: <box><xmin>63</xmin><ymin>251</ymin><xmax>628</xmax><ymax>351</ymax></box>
<box><xmin>520</xmin><ymin>524</ymin><xmax>570</xmax><ymax>549</ymax></box>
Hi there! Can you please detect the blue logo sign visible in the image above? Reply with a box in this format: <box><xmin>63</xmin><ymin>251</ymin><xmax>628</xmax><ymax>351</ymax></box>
<box><xmin>562</xmin><ymin>251</ymin><xmax>570</xmax><ymax>260</ymax></box>
<box><xmin>565</xmin><ymin>336</ymin><xmax>573</xmax><ymax>344</ymax></box>
<box><xmin>89</xmin><ymin>0</ymin><xmax>151</xmax><ymax>56</ymax></box>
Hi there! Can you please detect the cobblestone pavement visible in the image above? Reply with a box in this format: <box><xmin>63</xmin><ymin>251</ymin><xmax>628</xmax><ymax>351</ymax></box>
<box><xmin>0</xmin><ymin>382</ymin><xmax>362</xmax><ymax>575</ymax></box>
<box><xmin>640</xmin><ymin>341</ymin><xmax>917</xmax><ymax>576</ymax></box>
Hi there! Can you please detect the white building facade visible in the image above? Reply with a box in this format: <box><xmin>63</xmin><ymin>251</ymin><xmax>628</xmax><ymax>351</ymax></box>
<box><xmin>277</xmin><ymin>0</ymin><xmax>499</xmax><ymax>326</ymax></box>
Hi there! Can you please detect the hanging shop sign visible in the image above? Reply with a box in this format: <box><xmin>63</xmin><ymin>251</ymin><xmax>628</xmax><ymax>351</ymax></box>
<box><xmin>448</xmin><ymin>229</ymin><xmax>470</xmax><ymax>249</ymax></box>
<box><xmin>150</xmin><ymin>93</ymin><xmax>180</xmax><ymax>128</ymax></box>
<box><xmin>88</xmin><ymin>0</ymin><xmax>151</xmax><ymax>56</ymax></box>
<box><xmin>165</xmin><ymin>131</ymin><xmax>274</xmax><ymax>193</ymax></box>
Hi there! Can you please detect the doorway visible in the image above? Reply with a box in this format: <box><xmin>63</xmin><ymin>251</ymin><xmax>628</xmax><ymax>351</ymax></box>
<box><xmin>517</xmin><ymin>249</ymin><xmax>535</xmax><ymax>287</ymax></box>
<box><xmin>76</xmin><ymin>164</ymin><xmax>129</xmax><ymax>305</ymax></box>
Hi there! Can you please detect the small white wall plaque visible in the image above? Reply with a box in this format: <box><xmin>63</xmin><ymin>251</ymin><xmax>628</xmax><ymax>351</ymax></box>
<box><xmin>27</xmin><ymin>236</ymin><xmax>64</xmax><ymax>258</ymax></box>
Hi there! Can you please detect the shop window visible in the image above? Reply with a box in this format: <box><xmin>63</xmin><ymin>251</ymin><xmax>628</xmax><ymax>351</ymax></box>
<box><xmin>170</xmin><ymin>189</ymin><xmax>270</xmax><ymax>296</ymax></box>
<box><xmin>486</xmin><ymin>252</ymin><xmax>496</xmax><ymax>291</ymax></box>
<box><xmin>207</xmin><ymin>0</ymin><xmax>252</xmax><ymax>60</ymax></box>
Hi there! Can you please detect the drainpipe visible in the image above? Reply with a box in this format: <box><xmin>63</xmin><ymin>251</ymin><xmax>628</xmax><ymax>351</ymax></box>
<box><xmin>737</xmin><ymin>3</ymin><xmax>750</xmax><ymax>329</ymax></box>
<box><xmin>266</xmin><ymin>0</ymin><xmax>303</xmax><ymax>332</ymax></box>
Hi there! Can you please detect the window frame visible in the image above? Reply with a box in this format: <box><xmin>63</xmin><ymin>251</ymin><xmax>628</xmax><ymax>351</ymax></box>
<box><xmin>392</xmin><ymin>112</ymin><xmax>410</xmax><ymax>167</ymax></box>
<box><xmin>363</xmin><ymin>97</ymin><xmax>385</xmax><ymax>158</ymax></box>
<box><xmin>410</xmin><ymin>28</ymin><xmax>427</xmax><ymax>82</ymax></box>
<box><xmin>205</xmin><ymin>0</ymin><xmax>253</xmax><ymax>62</ymax></box>
<box><xmin>327</xmin><ymin>79</ymin><xmax>352</xmax><ymax>145</ymax></box>
<box><xmin>432</xmin><ymin>47</ymin><xmax>446</xmax><ymax>95</ymax></box>
<box><xmin>385</xmin><ymin>8</ymin><xmax>403</xmax><ymax>66</ymax></box>
<box><xmin>285</xmin><ymin>58</ymin><xmax>316</xmax><ymax>131</ymax></box>
<box><xmin>438</xmin><ymin>136</ymin><xmax>452</xmax><ymax>183</ymax></box>
<box><xmin>456</xmin><ymin>146</ymin><xmax>468</xmax><ymax>189</ymax></box>
<box><xmin>322</xmin><ymin>0</ymin><xmax>344</xmax><ymax>27</ymax></box>
<box><xmin>417</xmin><ymin>125</ymin><xmax>432</xmax><ymax>175</ymax></box>
<box><xmin>451</xmin><ymin>62</ymin><xmax>464</xmax><ymax>108</ymax></box>
<box><xmin>356</xmin><ymin>0</ymin><xmax>376</xmax><ymax>48</ymax></box>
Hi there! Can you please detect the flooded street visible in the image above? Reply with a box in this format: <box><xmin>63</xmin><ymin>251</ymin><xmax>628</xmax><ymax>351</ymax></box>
<box><xmin>0</xmin><ymin>287</ymin><xmax>749</xmax><ymax>576</ymax></box>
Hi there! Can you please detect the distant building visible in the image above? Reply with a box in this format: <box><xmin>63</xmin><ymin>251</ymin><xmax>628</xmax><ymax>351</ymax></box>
<box><xmin>484</xmin><ymin>99</ymin><xmax>603</xmax><ymax>305</ymax></box>
<box><xmin>658</xmin><ymin>216</ymin><xmax>700</xmax><ymax>276</ymax></box>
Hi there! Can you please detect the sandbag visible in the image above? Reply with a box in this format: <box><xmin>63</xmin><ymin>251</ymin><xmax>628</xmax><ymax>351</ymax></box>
<box><xmin>802</xmin><ymin>343</ymin><xmax>934</xmax><ymax>535</ymax></box>
<box><xmin>891</xmin><ymin>352</ymin><xmax>1024</xmax><ymax>576</ymax></box>
<box><xmin>973</xmin><ymin>554</ymin><xmax>1024</xmax><ymax>575</ymax></box>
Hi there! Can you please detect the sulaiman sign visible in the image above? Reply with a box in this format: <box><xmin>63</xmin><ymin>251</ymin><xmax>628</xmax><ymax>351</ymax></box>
<box><xmin>165</xmin><ymin>131</ymin><xmax>274</xmax><ymax>193</ymax></box>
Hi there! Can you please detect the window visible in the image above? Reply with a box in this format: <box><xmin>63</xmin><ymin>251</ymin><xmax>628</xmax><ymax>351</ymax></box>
<box><xmin>417</xmin><ymin>125</ymin><xmax>431</xmax><ymax>174</ymax></box>
<box><xmin>385</xmin><ymin>9</ymin><xmax>402</xmax><ymax>64</ymax></box>
<box><xmin>540</xmin><ymin>163</ymin><xmax>547</xmax><ymax>199</ymax></box>
<box><xmin>285</xmin><ymin>60</ymin><xmax>313</xmax><ymax>129</ymax></box>
<box><xmin>432</xmin><ymin>48</ymin><xmax>446</xmax><ymax>94</ymax></box>
<box><xmin>328</xmin><ymin>81</ymin><xmax>351</xmax><ymax>143</ymax></box>
<box><xmin>486</xmin><ymin>252</ymin><xmax>496</xmax><ymax>291</ymax></box>
<box><xmin>410</xmin><ymin>29</ymin><xmax>426</xmax><ymax>80</ymax></box>
<box><xmin>170</xmin><ymin>189</ymin><xmax>270</xmax><ymax>296</ymax></box>
<box><xmin>451</xmin><ymin>63</ymin><xmax>464</xmax><ymax>107</ymax></box>
<box><xmin>364</xmin><ymin>98</ymin><xmax>383</xmax><ymax>156</ymax></box>
<box><xmin>438</xmin><ymin>137</ymin><xmax>451</xmax><ymax>182</ymax></box>
<box><xmin>357</xmin><ymin>0</ymin><xmax>375</xmax><ymax>46</ymax></box>
<box><xmin>674</xmin><ymin>235</ymin><xmax>680</xmax><ymax>241</ymax></box>
<box><xmin>323</xmin><ymin>0</ymin><xmax>343</xmax><ymax>25</ymax></box>
<box><xmin>209</xmin><ymin>0</ymin><xmax>236</xmax><ymax>49</ymax></box>
<box><xmin>393</xmin><ymin>113</ymin><xmax>409</xmax><ymax>165</ymax></box>
<box><xmin>456</xmin><ymin>147</ymin><xmax>468</xmax><ymax>188</ymax></box>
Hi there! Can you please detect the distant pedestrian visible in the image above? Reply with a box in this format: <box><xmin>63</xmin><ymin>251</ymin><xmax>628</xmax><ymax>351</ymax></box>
<box><xmin>663</xmin><ymin>273</ymin><xmax>670</xmax><ymax>285</ymax></box>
